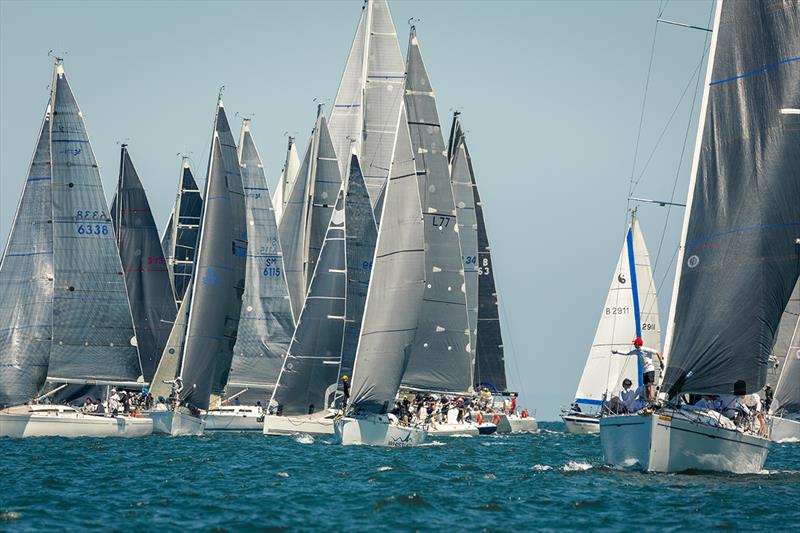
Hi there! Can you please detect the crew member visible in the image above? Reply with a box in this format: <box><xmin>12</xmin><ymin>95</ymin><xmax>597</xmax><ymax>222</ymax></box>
<box><xmin>612</xmin><ymin>338</ymin><xmax>663</xmax><ymax>402</ymax></box>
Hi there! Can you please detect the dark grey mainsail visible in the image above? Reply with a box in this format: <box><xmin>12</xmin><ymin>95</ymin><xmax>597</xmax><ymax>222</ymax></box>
<box><xmin>340</xmin><ymin>154</ymin><xmax>377</xmax><ymax>381</ymax></box>
<box><xmin>278</xmin><ymin>106</ymin><xmax>342</xmax><ymax>322</ymax></box>
<box><xmin>349</xmin><ymin>105</ymin><xmax>425</xmax><ymax>414</ymax></box>
<box><xmin>0</xmin><ymin>101</ymin><xmax>53</xmax><ymax>407</ymax></box>
<box><xmin>162</xmin><ymin>158</ymin><xmax>203</xmax><ymax>306</ymax></box>
<box><xmin>46</xmin><ymin>62</ymin><xmax>142</xmax><ymax>386</ymax></box>
<box><xmin>401</xmin><ymin>28</ymin><xmax>472</xmax><ymax>394</ymax></box>
<box><xmin>271</xmin><ymin>189</ymin><xmax>346</xmax><ymax>416</ymax></box>
<box><xmin>110</xmin><ymin>146</ymin><xmax>178</xmax><ymax>384</ymax></box>
<box><xmin>772</xmin><ymin>281</ymin><xmax>800</xmax><ymax>415</ymax></box>
<box><xmin>661</xmin><ymin>1</ymin><xmax>800</xmax><ymax>397</ymax></box>
<box><xmin>227</xmin><ymin>120</ymin><xmax>295</xmax><ymax>399</ymax></box>
<box><xmin>179</xmin><ymin>101</ymin><xmax>247</xmax><ymax>409</ymax></box>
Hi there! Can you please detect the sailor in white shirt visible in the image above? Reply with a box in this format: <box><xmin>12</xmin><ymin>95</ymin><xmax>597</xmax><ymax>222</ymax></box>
<box><xmin>619</xmin><ymin>379</ymin><xmax>646</xmax><ymax>413</ymax></box>
<box><xmin>612</xmin><ymin>337</ymin><xmax>664</xmax><ymax>402</ymax></box>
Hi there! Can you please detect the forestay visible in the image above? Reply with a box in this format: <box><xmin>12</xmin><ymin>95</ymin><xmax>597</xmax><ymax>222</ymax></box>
<box><xmin>349</xmin><ymin>105</ymin><xmax>425</xmax><ymax>414</ymax></box>
<box><xmin>662</xmin><ymin>1</ymin><xmax>800</xmax><ymax>397</ymax></box>
<box><xmin>0</xmin><ymin>100</ymin><xmax>53</xmax><ymax>407</ymax></box>
<box><xmin>401</xmin><ymin>28</ymin><xmax>471</xmax><ymax>394</ymax></box>
<box><xmin>227</xmin><ymin>121</ymin><xmax>295</xmax><ymax>398</ymax></box>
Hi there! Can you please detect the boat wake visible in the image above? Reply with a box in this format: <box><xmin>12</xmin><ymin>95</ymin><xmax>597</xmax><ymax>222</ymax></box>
<box><xmin>561</xmin><ymin>461</ymin><xmax>593</xmax><ymax>472</ymax></box>
<box><xmin>294</xmin><ymin>434</ymin><xmax>315</xmax><ymax>445</ymax></box>
<box><xmin>376</xmin><ymin>466</ymin><xmax>393</xmax><ymax>472</ymax></box>
<box><xmin>531</xmin><ymin>464</ymin><xmax>554</xmax><ymax>471</ymax></box>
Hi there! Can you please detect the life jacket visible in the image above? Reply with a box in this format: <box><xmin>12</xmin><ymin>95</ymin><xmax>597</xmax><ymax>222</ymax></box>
<box><xmin>476</xmin><ymin>411</ymin><xmax>484</xmax><ymax>425</ymax></box>
<box><xmin>492</xmin><ymin>413</ymin><xmax>501</xmax><ymax>425</ymax></box>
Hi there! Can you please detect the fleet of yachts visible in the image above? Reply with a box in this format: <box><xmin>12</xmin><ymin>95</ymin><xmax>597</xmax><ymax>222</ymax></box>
<box><xmin>0</xmin><ymin>0</ymin><xmax>798</xmax><ymax>476</ymax></box>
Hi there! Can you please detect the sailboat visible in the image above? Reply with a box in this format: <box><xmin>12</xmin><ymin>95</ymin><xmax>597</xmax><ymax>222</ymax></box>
<box><xmin>0</xmin><ymin>60</ymin><xmax>152</xmax><ymax>438</ymax></box>
<box><xmin>334</xmin><ymin>104</ymin><xmax>428</xmax><ymax>447</ymax></box>
<box><xmin>161</xmin><ymin>158</ymin><xmax>203</xmax><ymax>307</ymax></box>
<box><xmin>278</xmin><ymin>105</ymin><xmax>342</xmax><ymax>322</ymax></box>
<box><xmin>264</xmin><ymin>153</ymin><xmax>376</xmax><ymax>436</ymax></box>
<box><xmin>600</xmin><ymin>0</ymin><xmax>799</xmax><ymax>473</ymax></box>
<box><xmin>769</xmin><ymin>281</ymin><xmax>800</xmax><ymax>442</ymax></box>
<box><xmin>562</xmin><ymin>212</ymin><xmax>660</xmax><ymax>433</ymax></box>
<box><xmin>204</xmin><ymin>119</ymin><xmax>295</xmax><ymax>431</ymax></box>
<box><xmin>110</xmin><ymin>145</ymin><xmax>178</xmax><ymax>385</ymax></box>
<box><xmin>147</xmin><ymin>96</ymin><xmax>248</xmax><ymax>436</ymax></box>
<box><xmin>272</xmin><ymin>136</ymin><xmax>300</xmax><ymax>226</ymax></box>
<box><xmin>329</xmin><ymin>0</ymin><xmax>406</xmax><ymax>219</ymax></box>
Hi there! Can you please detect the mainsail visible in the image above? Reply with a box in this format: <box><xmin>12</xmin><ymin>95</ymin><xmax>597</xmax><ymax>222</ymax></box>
<box><xmin>226</xmin><ymin>120</ymin><xmax>295</xmax><ymax>399</ymax></box>
<box><xmin>271</xmin><ymin>189</ymin><xmax>347</xmax><ymax>416</ymax></box>
<box><xmin>110</xmin><ymin>146</ymin><xmax>178</xmax><ymax>383</ymax></box>
<box><xmin>46</xmin><ymin>62</ymin><xmax>142</xmax><ymax>386</ymax></box>
<box><xmin>401</xmin><ymin>28</ymin><xmax>471</xmax><ymax>394</ymax></box>
<box><xmin>572</xmin><ymin>215</ymin><xmax>660</xmax><ymax>410</ymax></box>
<box><xmin>179</xmin><ymin>101</ymin><xmax>247</xmax><ymax>409</ymax></box>
<box><xmin>348</xmin><ymin>105</ymin><xmax>425</xmax><ymax>414</ymax></box>
<box><xmin>161</xmin><ymin>158</ymin><xmax>202</xmax><ymax>306</ymax></box>
<box><xmin>0</xmin><ymin>101</ymin><xmax>53</xmax><ymax>407</ymax></box>
<box><xmin>278</xmin><ymin>106</ymin><xmax>342</xmax><ymax>322</ymax></box>
<box><xmin>661</xmin><ymin>0</ymin><xmax>800</xmax><ymax>397</ymax></box>
<box><xmin>273</xmin><ymin>136</ymin><xmax>300</xmax><ymax>226</ymax></box>
<box><xmin>340</xmin><ymin>154</ymin><xmax>378</xmax><ymax>380</ymax></box>
<box><xmin>329</xmin><ymin>0</ymin><xmax>406</xmax><ymax>215</ymax></box>
<box><xmin>772</xmin><ymin>281</ymin><xmax>800</xmax><ymax>415</ymax></box>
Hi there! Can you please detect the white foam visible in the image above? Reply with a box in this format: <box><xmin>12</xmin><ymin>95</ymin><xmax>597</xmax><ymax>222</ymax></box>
<box><xmin>561</xmin><ymin>461</ymin><xmax>593</xmax><ymax>472</ymax></box>
<box><xmin>276</xmin><ymin>472</ymin><xmax>289</xmax><ymax>478</ymax></box>
<box><xmin>294</xmin><ymin>434</ymin><xmax>314</xmax><ymax>445</ymax></box>
<box><xmin>531</xmin><ymin>464</ymin><xmax>553</xmax><ymax>471</ymax></box>
<box><xmin>376</xmin><ymin>466</ymin><xmax>393</xmax><ymax>472</ymax></box>
<box><xmin>420</xmin><ymin>440</ymin><xmax>446</xmax><ymax>447</ymax></box>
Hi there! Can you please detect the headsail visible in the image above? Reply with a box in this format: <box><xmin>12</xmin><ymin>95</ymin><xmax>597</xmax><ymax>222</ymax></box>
<box><xmin>0</xmin><ymin>100</ymin><xmax>53</xmax><ymax>406</ymax></box>
<box><xmin>573</xmin><ymin>215</ymin><xmax>660</xmax><ymax>410</ymax></box>
<box><xmin>661</xmin><ymin>1</ymin><xmax>800</xmax><ymax>397</ymax></box>
<box><xmin>348</xmin><ymin>105</ymin><xmax>425</xmax><ymax>414</ymax></box>
<box><xmin>271</xmin><ymin>189</ymin><xmax>347</xmax><ymax>416</ymax></box>
<box><xmin>273</xmin><ymin>136</ymin><xmax>300</xmax><ymax>225</ymax></box>
<box><xmin>329</xmin><ymin>0</ymin><xmax>406</xmax><ymax>216</ymax></box>
<box><xmin>227</xmin><ymin>120</ymin><xmax>295</xmax><ymax>399</ymax></box>
<box><xmin>179</xmin><ymin>101</ymin><xmax>247</xmax><ymax>410</ymax></box>
<box><xmin>110</xmin><ymin>146</ymin><xmax>178</xmax><ymax>383</ymax></box>
<box><xmin>772</xmin><ymin>281</ymin><xmax>800</xmax><ymax>415</ymax></box>
<box><xmin>401</xmin><ymin>28</ymin><xmax>471</xmax><ymax>394</ymax></box>
<box><xmin>46</xmin><ymin>62</ymin><xmax>142</xmax><ymax>386</ymax></box>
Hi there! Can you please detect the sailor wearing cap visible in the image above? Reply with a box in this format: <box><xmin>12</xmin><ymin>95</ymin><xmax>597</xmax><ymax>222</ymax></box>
<box><xmin>611</xmin><ymin>338</ymin><xmax>663</xmax><ymax>402</ymax></box>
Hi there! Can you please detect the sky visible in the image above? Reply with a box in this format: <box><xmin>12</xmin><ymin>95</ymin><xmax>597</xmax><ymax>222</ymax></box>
<box><xmin>0</xmin><ymin>0</ymin><xmax>715</xmax><ymax>420</ymax></box>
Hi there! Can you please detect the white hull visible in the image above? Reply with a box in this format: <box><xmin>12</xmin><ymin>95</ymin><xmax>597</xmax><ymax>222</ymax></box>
<box><xmin>600</xmin><ymin>410</ymin><xmax>770</xmax><ymax>474</ymax></box>
<box><xmin>263</xmin><ymin>414</ymin><xmax>334</xmax><ymax>436</ymax></box>
<box><xmin>494</xmin><ymin>413</ymin><xmax>513</xmax><ymax>434</ymax></box>
<box><xmin>561</xmin><ymin>413</ymin><xmax>600</xmax><ymax>434</ymax></box>
<box><xmin>0</xmin><ymin>405</ymin><xmax>152</xmax><ymax>438</ymax></box>
<box><xmin>334</xmin><ymin>414</ymin><xmax>427</xmax><ymax>447</ymax></box>
<box><xmin>204</xmin><ymin>406</ymin><xmax>264</xmax><ymax>432</ymax></box>
<box><xmin>427</xmin><ymin>422</ymin><xmax>479</xmax><ymax>437</ymax></box>
<box><xmin>147</xmin><ymin>407</ymin><xmax>205</xmax><ymax>436</ymax></box>
<box><xmin>507</xmin><ymin>415</ymin><xmax>538</xmax><ymax>433</ymax></box>
<box><xmin>770</xmin><ymin>415</ymin><xmax>800</xmax><ymax>443</ymax></box>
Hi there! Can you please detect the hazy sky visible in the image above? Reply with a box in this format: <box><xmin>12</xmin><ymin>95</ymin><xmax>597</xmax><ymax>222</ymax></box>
<box><xmin>0</xmin><ymin>0</ymin><xmax>715</xmax><ymax>419</ymax></box>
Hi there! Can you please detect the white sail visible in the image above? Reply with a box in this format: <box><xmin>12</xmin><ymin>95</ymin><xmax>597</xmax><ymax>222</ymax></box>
<box><xmin>573</xmin><ymin>215</ymin><xmax>660</xmax><ymax>410</ymax></box>
<box><xmin>273</xmin><ymin>136</ymin><xmax>300</xmax><ymax>226</ymax></box>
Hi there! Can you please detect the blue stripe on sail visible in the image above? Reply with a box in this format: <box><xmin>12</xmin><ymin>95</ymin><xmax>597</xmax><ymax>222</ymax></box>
<box><xmin>334</xmin><ymin>104</ymin><xmax>361</xmax><ymax>108</ymax></box>
<box><xmin>710</xmin><ymin>57</ymin><xmax>800</xmax><ymax>86</ymax></box>
<box><xmin>6</xmin><ymin>251</ymin><xmax>53</xmax><ymax>257</ymax></box>
<box><xmin>575</xmin><ymin>398</ymin><xmax>603</xmax><ymax>406</ymax></box>
<box><xmin>685</xmin><ymin>221</ymin><xmax>800</xmax><ymax>249</ymax></box>
<box><xmin>28</xmin><ymin>177</ymin><xmax>51</xmax><ymax>181</ymax></box>
<box><xmin>244</xmin><ymin>187</ymin><xmax>269</xmax><ymax>191</ymax></box>
<box><xmin>367</xmin><ymin>75</ymin><xmax>405</xmax><ymax>79</ymax></box>
<box><xmin>51</xmin><ymin>139</ymin><xmax>89</xmax><ymax>143</ymax></box>
<box><xmin>626</xmin><ymin>227</ymin><xmax>643</xmax><ymax>387</ymax></box>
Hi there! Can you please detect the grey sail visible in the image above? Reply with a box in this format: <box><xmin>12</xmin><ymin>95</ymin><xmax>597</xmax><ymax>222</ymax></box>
<box><xmin>273</xmin><ymin>136</ymin><xmax>300</xmax><ymax>226</ymax></box>
<box><xmin>0</xmin><ymin>101</ymin><xmax>53</xmax><ymax>406</ymax></box>
<box><xmin>661</xmin><ymin>1</ymin><xmax>800</xmax><ymax>397</ymax></box>
<box><xmin>401</xmin><ymin>28</ymin><xmax>472</xmax><ymax>394</ymax></box>
<box><xmin>180</xmin><ymin>102</ymin><xmax>247</xmax><ymax>410</ymax></box>
<box><xmin>278</xmin><ymin>108</ymin><xmax>342</xmax><ymax>321</ymax></box>
<box><xmin>162</xmin><ymin>159</ymin><xmax>203</xmax><ymax>306</ymax></box>
<box><xmin>446</xmin><ymin>111</ymin><xmax>465</xmax><ymax>164</ymax></box>
<box><xmin>227</xmin><ymin>121</ymin><xmax>295</xmax><ymax>398</ymax></box>
<box><xmin>150</xmin><ymin>290</ymin><xmax>191</xmax><ymax>400</ymax></box>
<box><xmin>46</xmin><ymin>63</ymin><xmax>142</xmax><ymax>385</ymax></box>
<box><xmin>349</xmin><ymin>105</ymin><xmax>425</xmax><ymax>414</ymax></box>
<box><xmin>110</xmin><ymin>146</ymin><xmax>178</xmax><ymax>384</ymax></box>
<box><xmin>768</xmin><ymin>280</ymin><xmax>800</xmax><ymax>388</ymax></box>
<box><xmin>450</xmin><ymin>135</ymin><xmax>479</xmax><ymax>378</ymax></box>
<box><xmin>772</xmin><ymin>281</ymin><xmax>800</xmax><ymax>415</ymax></box>
<box><xmin>340</xmin><ymin>154</ymin><xmax>378</xmax><ymax>381</ymax></box>
<box><xmin>329</xmin><ymin>0</ymin><xmax>406</xmax><ymax>216</ymax></box>
<box><xmin>271</xmin><ymin>189</ymin><xmax>346</xmax><ymax>416</ymax></box>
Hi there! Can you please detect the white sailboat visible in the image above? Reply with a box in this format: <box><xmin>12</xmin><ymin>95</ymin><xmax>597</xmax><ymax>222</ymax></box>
<box><xmin>601</xmin><ymin>0</ymin><xmax>799</xmax><ymax>473</ymax></box>
<box><xmin>769</xmin><ymin>281</ymin><xmax>800</xmax><ymax>442</ymax></box>
<box><xmin>0</xmin><ymin>60</ymin><xmax>152</xmax><ymax>438</ymax></box>
<box><xmin>334</xmin><ymin>104</ymin><xmax>428</xmax><ymax>447</ymax></box>
<box><xmin>562</xmin><ymin>212</ymin><xmax>660</xmax><ymax>433</ymax></box>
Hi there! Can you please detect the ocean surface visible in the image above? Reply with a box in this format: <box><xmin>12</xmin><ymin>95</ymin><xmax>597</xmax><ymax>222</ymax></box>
<box><xmin>1</xmin><ymin>422</ymin><xmax>798</xmax><ymax>531</ymax></box>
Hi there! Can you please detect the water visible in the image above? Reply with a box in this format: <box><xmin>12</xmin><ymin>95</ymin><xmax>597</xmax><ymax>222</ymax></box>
<box><xmin>1</xmin><ymin>422</ymin><xmax>798</xmax><ymax>531</ymax></box>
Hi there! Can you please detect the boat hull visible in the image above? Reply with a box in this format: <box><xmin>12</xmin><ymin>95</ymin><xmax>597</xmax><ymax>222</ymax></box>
<box><xmin>494</xmin><ymin>413</ymin><xmax>513</xmax><ymax>434</ymax></box>
<box><xmin>770</xmin><ymin>415</ymin><xmax>800</xmax><ymax>443</ymax></box>
<box><xmin>427</xmin><ymin>422</ymin><xmax>479</xmax><ymax>437</ymax></box>
<box><xmin>562</xmin><ymin>413</ymin><xmax>600</xmax><ymax>434</ymax></box>
<box><xmin>334</xmin><ymin>414</ymin><xmax>427</xmax><ymax>447</ymax></box>
<box><xmin>0</xmin><ymin>405</ymin><xmax>152</xmax><ymax>438</ymax></box>
<box><xmin>147</xmin><ymin>408</ymin><xmax>205</xmax><ymax>436</ymax></box>
<box><xmin>507</xmin><ymin>415</ymin><xmax>538</xmax><ymax>433</ymax></box>
<box><xmin>600</xmin><ymin>410</ymin><xmax>770</xmax><ymax>473</ymax></box>
<box><xmin>204</xmin><ymin>407</ymin><xmax>264</xmax><ymax>432</ymax></box>
<box><xmin>263</xmin><ymin>414</ymin><xmax>334</xmax><ymax>436</ymax></box>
